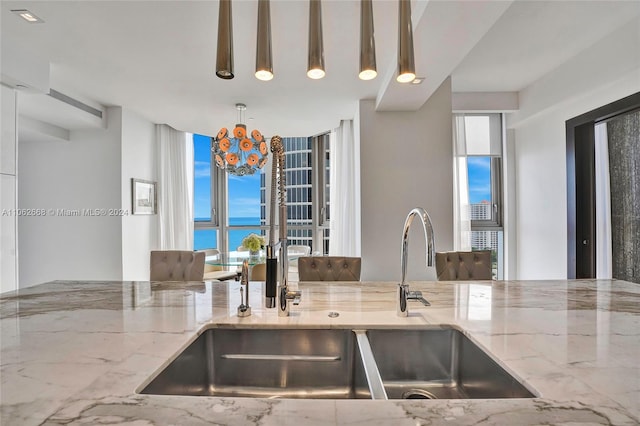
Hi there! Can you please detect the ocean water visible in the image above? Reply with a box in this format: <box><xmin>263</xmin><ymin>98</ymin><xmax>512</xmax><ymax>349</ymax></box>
<box><xmin>194</xmin><ymin>217</ymin><xmax>262</xmax><ymax>251</ymax></box>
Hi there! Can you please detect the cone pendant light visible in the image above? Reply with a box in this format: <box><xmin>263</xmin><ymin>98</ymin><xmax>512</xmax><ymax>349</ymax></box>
<box><xmin>307</xmin><ymin>0</ymin><xmax>325</xmax><ymax>79</ymax></box>
<box><xmin>216</xmin><ymin>0</ymin><xmax>234</xmax><ymax>79</ymax></box>
<box><xmin>255</xmin><ymin>0</ymin><xmax>273</xmax><ymax>81</ymax></box>
<box><xmin>397</xmin><ymin>0</ymin><xmax>416</xmax><ymax>83</ymax></box>
<box><xmin>359</xmin><ymin>0</ymin><xmax>377</xmax><ymax>80</ymax></box>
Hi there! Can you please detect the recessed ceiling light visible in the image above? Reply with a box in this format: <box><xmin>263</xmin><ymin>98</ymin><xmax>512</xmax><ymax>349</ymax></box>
<box><xmin>411</xmin><ymin>77</ymin><xmax>425</xmax><ymax>85</ymax></box>
<box><xmin>11</xmin><ymin>9</ymin><xmax>45</xmax><ymax>23</ymax></box>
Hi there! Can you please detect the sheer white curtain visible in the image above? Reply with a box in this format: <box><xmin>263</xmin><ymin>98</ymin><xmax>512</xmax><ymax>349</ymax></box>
<box><xmin>156</xmin><ymin>125</ymin><xmax>194</xmax><ymax>250</ymax></box>
<box><xmin>595</xmin><ymin>122</ymin><xmax>612</xmax><ymax>279</ymax></box>
<box><xmin>453</xmin><ymin>115</ymin><xmax>471</xmax><ymax>251</ymax></box>
<box><xmin>329</xmin><ymin>120</ymin><xmax>361</xmax><ymax>256</ymax></box>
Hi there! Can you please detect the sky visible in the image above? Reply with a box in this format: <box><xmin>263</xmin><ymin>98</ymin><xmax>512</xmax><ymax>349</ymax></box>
<box><xmin>464</xmin><ymin>116</ymin><xmax>493</xmax><ymax>203</ymax></box>
<box><xmin>467</xmin><ymin>156</ymin><xmax>492</xmax><ymax>203</ymax></box>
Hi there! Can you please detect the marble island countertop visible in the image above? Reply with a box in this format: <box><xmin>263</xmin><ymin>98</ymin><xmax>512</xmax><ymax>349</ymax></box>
<box><xmin>1</xmin><ymin>279</ymin><xmax>638</xmax><ymax>425</ymax></box>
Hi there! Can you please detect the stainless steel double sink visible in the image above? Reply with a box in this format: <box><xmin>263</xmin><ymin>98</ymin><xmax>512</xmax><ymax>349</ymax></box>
<box><xmin>139</xmin><ymin>326</ymin><xmax>536</xmax><ymax>400</ymax></box>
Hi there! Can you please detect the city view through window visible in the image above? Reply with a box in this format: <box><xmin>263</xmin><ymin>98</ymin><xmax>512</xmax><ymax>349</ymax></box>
<box><xmin>194</xmin><ymin>134</ymin><xmax>216</xmax><ymax>249</ymax></box>
<box><xmin>463</xmin><ymin>113</ymin><xmax>503</xmax><ymax>278</ymax></box>
<box><xmin>468</xmin><ymin>156</ymin><xmax>500</xmax><ymax>268</ymax></box>
<box><xmin>195</xmin><ymin>124</ymin><xmax>500</xmax><ymax>275</ymax></box>
<box><xmin>194</xmin><ymin>134</ymin><xmax>328</xmax><ymax>254</ymax></box>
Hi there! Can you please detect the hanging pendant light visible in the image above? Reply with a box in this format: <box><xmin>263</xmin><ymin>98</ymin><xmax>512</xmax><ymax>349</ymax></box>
<box><xmin>397</xmin><ymin>0</ymin><xmax>416</xmax><ymax>83</ymax></box>
<box><xmin>216</xmin><ymin>0</ymin><xmax>234</xmax><ymax>79</ymax></box>
<box><xmin>212</xmin><ymin>104</ymin><xmax>269</xmax><ymax>176</ymax></box>
<box><xmin>255</xmin><ymin>0</ymin><xmax>273</xmax><ymax>81</ymax></box>
<box><xmin>359</xmin><ymin>0</ymin><xmax>377</xmax><ymax>80</ymax></box>
<box><xmin>307</xmin><ymin>0</ymin><xmax>325</xmax><ymax>79</ymax></box>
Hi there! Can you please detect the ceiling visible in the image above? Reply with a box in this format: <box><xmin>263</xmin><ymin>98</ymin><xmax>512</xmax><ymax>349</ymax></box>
<box><xmin>2</xmin><ymin>0</ymin><xmax>639</xmax><ymax>138</ymax></box>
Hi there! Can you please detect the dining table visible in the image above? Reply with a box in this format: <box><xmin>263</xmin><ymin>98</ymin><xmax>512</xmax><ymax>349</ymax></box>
<box><xmin>205</xmin><ymin>249</ymin><xmax>304</xmax><ymax>267</ymax></box>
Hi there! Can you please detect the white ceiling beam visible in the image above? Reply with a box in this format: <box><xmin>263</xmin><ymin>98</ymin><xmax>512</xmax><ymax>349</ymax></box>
<box><xmin>19</xmin><ymin>115</ymin><xmax>70</xmax><ymax>143</ymax></box>
<box><xmin>19</xmin><ymin>91</ymin><xmax>105</xmax><ymax>131</ymax></box>
<box><xmin>452</xmin><ymin>92</ymin><xmax>519</xmax><ymax>112</ymax></box>
<box><xmin>375</xmin><ymin>0</ymin><xmax>514</xmax><ymax>112</ymax></box>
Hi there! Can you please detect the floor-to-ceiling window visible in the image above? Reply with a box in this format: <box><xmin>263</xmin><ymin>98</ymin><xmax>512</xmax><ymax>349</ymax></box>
<box><xmin>455</xmin><ymin>113</ymin><xmax>504</xmax><ymax>278</ymax></box>
<box><xmin>193</xmin><ymin>134</ymin><xmax>217</xmax><ymax>250</ymax></box>
<box><xmin>194</xmin><ymin>134</ymin><xmax>330</xmax><ymax>254</ymax></box>
<box><xmin>227</xmin><ymin>166</ymin><xmax>262</xmax><ymax>251</ymax></box>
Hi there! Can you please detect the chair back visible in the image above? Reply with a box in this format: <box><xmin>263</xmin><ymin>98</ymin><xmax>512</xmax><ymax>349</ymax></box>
<box><xmin>287</xmin><ymin>244</ymin><xmax>311</xmax><ymax>267</ymax></box>
<box><xmin>287</xmin><ymin>245</ymin><xmax>311</xmax><ymax>256</ymax></box>
<box><xmin>297</xmin><ymin>256</ymin><xmax>361</xmax><ymax>281</ymax></box>
<box><xmin>435</xmin><ymin>251</ymin><xmax>492</xmax><ymax>280</ymax></box>
<box><xmin>150</xmin><ymin>250</ymin><xmax>205</xmax><ymax>281</ymax></box>
<box><xmin>250</xmin><ymin>263</ymin><xmax>267</xmax><ymax>281</ymax></box>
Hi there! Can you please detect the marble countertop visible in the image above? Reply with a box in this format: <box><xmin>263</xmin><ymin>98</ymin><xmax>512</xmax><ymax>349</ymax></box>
<box><xmin>1</xmin><ymin>279</ymin><xmax>638</xmax><ymax>425</ymax></box>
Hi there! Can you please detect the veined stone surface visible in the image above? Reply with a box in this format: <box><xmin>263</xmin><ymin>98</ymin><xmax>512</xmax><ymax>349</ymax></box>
<box><xmin>608</xmin><ymin>110</ymin><xmax>640</xmax><ymax>284</ymax></box>
<box><xmin>1</xmin><ymin>279</ymin><xmax>639</xmax><ymax>425</ymax></box>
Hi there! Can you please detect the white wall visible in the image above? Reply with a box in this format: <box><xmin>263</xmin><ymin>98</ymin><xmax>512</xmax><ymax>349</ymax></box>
<box><xmin>358</xmin><ymin>78</ymin><xmax>454</xmax><ymax>282</ymax></box>
<box><xmin>1</xmin><ymin>84</ymin><xmax>18</xmax><ymax>293</ymax></box>
<box><xmin>511</xmin><ymin>115</ymin><xmax>568</xmax><ymax>279</ymax></box>
<box><xmin>503</xmin><ymin>128</ymin><xmax>518</xmax><ymax>280</ymax></box>
<box><xmin>507</xmin><ymin>18</ymin><xmax>640</xmax><ymax>279</ymax></box>
<box><xmin>18</xmin><ymin>107</ymin><xmax>123</xmax><ymax>288</ymax></box>
<box><xmin>121</xmin><ymin>110</ymin><xmax>157</xmax><ymax>280</ymax></box>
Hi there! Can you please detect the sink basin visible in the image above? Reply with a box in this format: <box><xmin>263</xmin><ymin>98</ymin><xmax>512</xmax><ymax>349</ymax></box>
<box><xmin>366</xmin><ymin>328</ymin><xmax>536</xmax><ymax>399</ymax></box>
<box><xmin>139</xmin><ymin>326</ymin><xmax>536</xmax><ymax>400</ymax></box>
<box><xmin>139</xmin><ymin>328</ymin><xmax>370</xmax><ymax>399</ymax></box>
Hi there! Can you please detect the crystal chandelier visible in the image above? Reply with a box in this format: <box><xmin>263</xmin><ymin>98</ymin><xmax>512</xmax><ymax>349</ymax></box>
<box><xmin>212</xmin><ymin>104</ymin><xmax>269</xmax><ymax>176</ymax></box>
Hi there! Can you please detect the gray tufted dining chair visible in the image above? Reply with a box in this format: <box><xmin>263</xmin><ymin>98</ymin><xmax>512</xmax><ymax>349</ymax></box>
<box><xmin>297</xmin><ymin>256</ymin><xmax>361</xmax><ymax>281</ymax></box>
<box><xmin>435</xmin><ymin>250</ymin><xmax>492</xmax><ymax>280</ymax></box>
<box><xmin>150</xmin><ymin>250</ymin><xmax>205</xmax><ymax>281</ymax></box>
<box><xmin>250</xmin><ymin>262</ymin><xmax>267</xmax><ymax>281</ymax></box>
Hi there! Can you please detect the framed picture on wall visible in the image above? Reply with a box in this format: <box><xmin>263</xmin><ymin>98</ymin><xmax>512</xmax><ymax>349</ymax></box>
<box><xmin>131</xmin><ymin>178</ymin><xmax>157</xmax><ymax>215</ymax></box>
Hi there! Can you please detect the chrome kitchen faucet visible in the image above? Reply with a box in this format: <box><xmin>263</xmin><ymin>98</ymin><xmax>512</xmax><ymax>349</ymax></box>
<box><xmin>397</xmin><ymin>207</ymin><xmax>435</xmax><ymax>316</ymax></box>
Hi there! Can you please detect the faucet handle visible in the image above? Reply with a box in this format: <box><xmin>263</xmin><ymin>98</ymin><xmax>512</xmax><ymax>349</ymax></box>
<box><xmin>407</xmin><ymin>290</ymin><xmax>431</xmax><ymax>306</ymax></box>
<box><xmin>278</xmin><ymin>286</ymin><xmax>301</xmax><ymax>316</ymax></box>
<box><xmin>287</xmin><ymin>290</ymin><xmax>302</xmax><ymax>305</ymax></box>
<box><xmin>240</xmin><ymin>259</ymin><xmax>249</xmax><ymax>285</ymax></box>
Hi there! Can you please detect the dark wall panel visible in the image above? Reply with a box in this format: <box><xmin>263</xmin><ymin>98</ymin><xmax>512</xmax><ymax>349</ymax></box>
<box><xmin>575</xmin><ymin>124</ymin><xmax>596</xmax><ymax>278</ymax></box>
<box><xmin>608</xmin><ymin>110</ymin><xmax>640</xmax><ymax>284</ymax></box>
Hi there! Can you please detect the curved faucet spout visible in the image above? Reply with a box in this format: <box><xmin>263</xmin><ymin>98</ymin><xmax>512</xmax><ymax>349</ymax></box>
<box><xmin>401</xmin><ymin>208</ymin><xmax>436</xmax><ymax>286</ymax></box>
<box><xmin>398</xmin><ymin>207</ymin><xmax>435</xmax><ymax>316</ymax></box>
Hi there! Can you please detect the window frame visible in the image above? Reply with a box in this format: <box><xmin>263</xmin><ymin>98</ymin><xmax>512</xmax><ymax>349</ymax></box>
<box><xmin>193</xmin><ymin>136</ymin><xmax>223</xmax><ymax>250</ymax></box>
<box><xmin>464</xmin><ymin>113</ymin><xmax>503</xmax><ymax>231</ymax></box>
<box><xmin>456</xmin><ymin>113</ymin><xmax>505</xmax><ymax>280</ymax></box>
<box><xmin>311</xmin><ymin>132</ymin><xmax>331</xmax><ymax>252</ymax></box>
<box><xmin>469</xmin><ymin>156</ymin><xmax>503</xmax><ymax>230</ymax></box>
